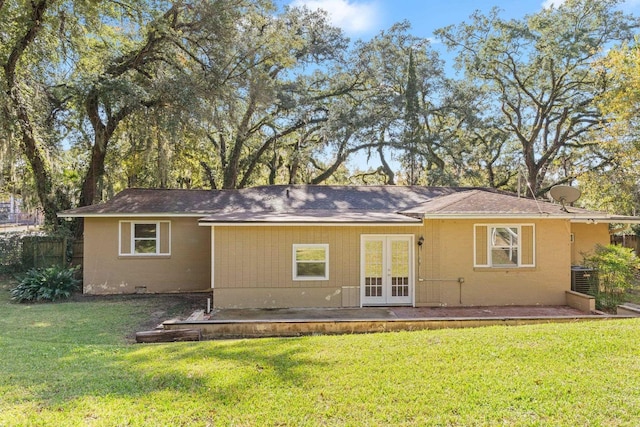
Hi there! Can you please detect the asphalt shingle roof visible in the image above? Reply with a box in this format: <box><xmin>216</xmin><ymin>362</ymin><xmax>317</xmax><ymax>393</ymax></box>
<box><xmin>399</xmin><ymin>189</ymin><xmax>597</xmax><ymax>216</ymax></box>
<box><xmin>58</xmin><ymin>185</ymin><xmax>632</xmax><ymax>223</ymax></box>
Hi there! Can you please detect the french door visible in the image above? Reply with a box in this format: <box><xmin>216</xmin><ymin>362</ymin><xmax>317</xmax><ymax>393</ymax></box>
<box><xmin>361</xmin><ymin>235</ymin><xmax>413</xmax><ymax>306</ymax></box>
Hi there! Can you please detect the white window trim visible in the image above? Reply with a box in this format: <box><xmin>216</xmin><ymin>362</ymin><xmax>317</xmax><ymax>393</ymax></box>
<box><xmin>292</xmin><ymin>243</ymin><xmax>329</xmax><ymax>281</ymax></box>
<box><xmin>474</xmin><ymin>224</ymin><xmax>535</xmax><ymax>268</ymax></box>
<box><xmin>119</xmin><ymin>220</ymin><xmax>171</xmax><ymax>256</ymax></box>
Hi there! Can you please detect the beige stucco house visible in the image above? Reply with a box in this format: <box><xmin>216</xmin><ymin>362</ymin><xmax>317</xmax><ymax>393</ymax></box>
<box><xmin>59</xmin><ymin>185</ymin><xmax>636</xmax><ymax>309</ymax></box>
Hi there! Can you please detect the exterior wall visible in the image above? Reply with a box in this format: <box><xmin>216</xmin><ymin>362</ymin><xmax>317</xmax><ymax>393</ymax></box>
<box><xmin>212</xmin><ymin>225</ymin><xmax>419</xmax><ymax>308</ymax></box>
<box><xmin>82</xmin><ymin>214</ymin><xmax>610</xmax><ymax>306</ymax></box>
<box><xmin>571</xmin><ymin>223</ymin><xmax>610</xmax><ymax>265</ymax></box>
<box><xmin>417</xmin><ymin>219</ymin><xmax>573</xmax><ymax>307</ymax></box>
<box><xmin>212</xmin><ymin>219</ymin><xmax>611</xmax><ymax>309</ymax></box>
<box><xmin>83</xmin><ymin>217</ymin><xmax>210</xmax><ymax>294</ymax></box>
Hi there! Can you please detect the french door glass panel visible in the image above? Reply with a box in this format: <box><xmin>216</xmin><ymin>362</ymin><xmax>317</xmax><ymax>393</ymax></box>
<box><xmin>362</xmin><ymin>236</ymin><xmax>412</xmax><ymax>305</ymax></box>
<box><xmin>390</xmin><ymin>239</ymin><xmax>410</xmax><ymax>298</ymax></box>
<box><xmin>364</xmin><ymin>240</ymin><xmax>384</xmax><ymax>297</ymax></box>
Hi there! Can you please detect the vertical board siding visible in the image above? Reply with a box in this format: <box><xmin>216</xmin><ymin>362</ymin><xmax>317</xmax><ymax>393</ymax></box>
<box><xmin>521</xmin><ymin>225</ymin><xmax>534</xmax><ymax>266</ymax></box>
<box><xmin>83</xmin><ymin>215</ymin><xmax>613</xmax><ymax>308</ymax></box>
<box><xmin>120</xmin><ymin>222</ymin><xmax>131</xmax><ymax>254</ymax></box>
<box><xmin>214</xmin><ymin>225</ymin><xmax>421</xmax><ymax>290</ymax></box>
<box><xmin>474</xmin><ymin>225</ymin><xmax>488</xmax><ymax>266</ymax></box>
<box><xmin>160</xmin><ymin>222</ymin><xmax>170</xmax><ymax>254</ymax></box>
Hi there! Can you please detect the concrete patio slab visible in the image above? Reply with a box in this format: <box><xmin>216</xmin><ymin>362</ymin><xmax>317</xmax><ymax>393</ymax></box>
<box><xmin>207</xmin><ymin>307</ymin><xmax>398</xmax><ymax>321</ymax></box>
<box><xmin>162</xmin><ymin>305</ymin><xmax>631</xmax><ymax>339</ymax></box>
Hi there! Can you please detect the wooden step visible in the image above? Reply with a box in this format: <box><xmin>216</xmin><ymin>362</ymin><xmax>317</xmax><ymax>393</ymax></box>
<box><xmin>135</xmin><ymin>328</ymin><xmax>202</xmax><ymax>343</ymax></box>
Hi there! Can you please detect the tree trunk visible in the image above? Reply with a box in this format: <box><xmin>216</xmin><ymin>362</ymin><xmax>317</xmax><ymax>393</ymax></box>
<box><xmin>378</xmin><ymin>144</ymin><xmax>395</xmax><ymax>185</ymax></box>
<box><xmin>200</xmin><ymin>161</ymin><xmax>218</xmax><ymax>189</ymax></box>
<box><xmin>3</xmin><ymin>0</ymin><xmax>64</xmax><ymax>228</ymax></box>
<box><xmin>80</xmin><ymin>131</ymin><xmax>108</xmax><ymax>206</ymax></box>
<box><xmin>288</xmin><ymin>140</ymin><xmax>300</xmax><ymax>184</ymax></box>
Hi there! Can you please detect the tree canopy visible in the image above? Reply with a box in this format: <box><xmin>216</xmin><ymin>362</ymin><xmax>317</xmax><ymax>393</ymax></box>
<box><xmin>1</xmin><ymin>0</ymin><xmax>640</xmax><ymax>233</ymax></box>
<box><xmin>436</xmin><ymin>0</ymin><xmax>638</xmax><ymax>195</ymax></box>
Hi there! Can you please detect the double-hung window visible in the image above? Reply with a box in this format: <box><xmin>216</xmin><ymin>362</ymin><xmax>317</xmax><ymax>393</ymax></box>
<box><xmin>474</xmin><ymin>224</ymin><xmax>535</xmax><ymax>268</ymax></box>
<box><xmin>119</xmin><ymin>221</ymin><xmax>171</xmax><ymax>256</ymax></box>
<box><xmin>293</xmin><ymin>244</ymin><xmax>329</xmax><ymax>280</ymax></box>
<box><xmin>133</xmin><ymin>223</ymin><xmax>158</xmax><ymax>254</ymax></box>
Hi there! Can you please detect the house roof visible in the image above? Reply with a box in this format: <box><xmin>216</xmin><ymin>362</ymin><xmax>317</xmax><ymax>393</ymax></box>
<box><xmin>400</xmin><ymin>189</ymin><xmax>595</xmax><ymax>216</ymax></box>
<box><xmin>58</xmin><ymin>185</ymin><xmax>639</xmax><ymax>224</ymax></box>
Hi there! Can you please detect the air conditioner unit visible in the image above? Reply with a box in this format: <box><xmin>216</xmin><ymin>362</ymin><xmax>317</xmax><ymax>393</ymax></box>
<box><xmin>571</xmin><ymin>266</ymin><xmax>596</xmax><ymax>295</ymax></box>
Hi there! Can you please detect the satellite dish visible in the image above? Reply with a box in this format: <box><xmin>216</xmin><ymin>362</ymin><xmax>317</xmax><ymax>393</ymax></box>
<box><xmin>549</xmin><ymin>185</ymin><xmax>581</xmax><ymax>211</ymax></box>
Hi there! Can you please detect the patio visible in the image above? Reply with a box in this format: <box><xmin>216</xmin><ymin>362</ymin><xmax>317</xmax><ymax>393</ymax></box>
<box><xmin>161</xmin><ymin>305</ymin><xmax>631</xmax><ymax>339</ymax></box>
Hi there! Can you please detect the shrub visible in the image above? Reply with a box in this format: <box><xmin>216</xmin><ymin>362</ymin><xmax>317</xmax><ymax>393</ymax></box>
<box><xmin>0</xmin><ymin>232</ymin><xmax>28</xmax><ymax>273</ymax></box>
<box><xmin>583</xmin><ymin>244</ymin><xmax>640</xmax><ymax>312</ymax></box>
<box><xmin>10</xmin><ymin>265</ymin><xmax>80</xmax><ymax>303</ymax></box>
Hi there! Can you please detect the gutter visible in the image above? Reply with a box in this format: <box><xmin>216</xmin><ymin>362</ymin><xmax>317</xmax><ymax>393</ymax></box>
<box><xmin>409</xmin><ymin>213</ymin><xmax>640</xmax><ymax>223</ymax></box>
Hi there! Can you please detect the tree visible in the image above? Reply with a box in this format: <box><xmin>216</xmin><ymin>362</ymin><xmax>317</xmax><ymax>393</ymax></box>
<box><xmin>437</xmin><ymin>80</ymin><xmax>519</xmax><ymax>189</ymax></box>
<box><xmin>403</xmin><ymin>50</ymin><xmax>421</xmax><ymax>185</ymax></box>
<box><xmin>193</xmin><ymin>5</ymin><xmax>356</xmax><ymax>189</ymax></box>
<box><xmin>1</xmin><ymin>0</ymin><xmax>69</xmax><ymax>226</ymax></box>
<box><xmin>70</xmin><ymin>1</ymin><xmax>244</xmax><ymax>205</ymax></box>
<box><xmin>598</xmin><ymin>40</ymin><xmax>640</xmax><ymax>125</ymax></box>
<box><xmin>436</xmin><ymin>0</ymin><xmax>639</xmax><ymax>195</ymax></box>
<box><xmin>578</xmin><ymin>41</ymin><xmax>640</xmax><ymax>214</ymax></box>
<box><xmin>344</xmin><ymin>22</ymin><xmax>447</xmax><ymax>185</ymax></box>
<box><xmin>1</xmin><ymin>0</ymin><xmax>244</xmax><ymax>229</ymax></box>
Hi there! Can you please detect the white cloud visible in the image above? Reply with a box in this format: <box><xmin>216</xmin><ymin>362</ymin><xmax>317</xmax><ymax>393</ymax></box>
<box><xmin>290</xmin><ymin>0</ymin><xmax>380</xmax><ymax>34</ymax></box>
<box><xmin>541</xmin><ymin>0</ymin><xmax>564</xmax><ymax>9</ymax></box>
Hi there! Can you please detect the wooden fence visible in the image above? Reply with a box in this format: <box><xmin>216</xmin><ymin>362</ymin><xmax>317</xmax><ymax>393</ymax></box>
<box><xmin>19</xmin><ymin>236</ymin><xmax>83</xmax><ymax>270</ymax></box>
<box><xmin>21</xmin><ymin>236</ymin><xmax>67</xmax><ymax>269</ymax></box>
<box><xmin>611</xmin><ymin>235</ymin><xmax>640</xmax><ymax>256</ymax></box>
<box><xmin>71</xmin><ymin>240</ymin><xmax>84</xmax><ymax>268</ymax></box>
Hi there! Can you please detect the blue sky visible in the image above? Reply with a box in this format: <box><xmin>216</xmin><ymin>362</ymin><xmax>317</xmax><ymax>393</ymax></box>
<box><xmin>278</xmin><ymin>0</ymin><xmax>640</xmax><ymax>172</ymax></box>
<box><xmin>284</xmin><ymin>0</ymin><xmax>640</xmax><ymax>43</ymax></box>
<box><xmin>287</xmin><ymin>0</ymin><xmax>542</xmax><ymax>39</ymax></box>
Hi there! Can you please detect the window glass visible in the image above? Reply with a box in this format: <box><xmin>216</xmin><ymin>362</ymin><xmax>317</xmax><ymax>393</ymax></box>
<box><xmin>293</xmin><ymin>244</ymin><xmax>328</xmax><ymax>280</ymax></box>
<box><xmin>296</xmin><ymin>262</ymin><xmax>326</xmax><ymax>277</ymax></box>
<box><xmin>475</xmin><ymin>224</ymin><xmax>535</xmax><ymax>268</ymax></box>
<box><xmin>134</xmin><ymin>223</ymin><xmax>157</xmax><ymax>254</ymax></box>
<box><xmin>135</xmin><ymin>223</ymin><xmax>156</xmax><ymax>239</ymax></box>
<box><xmin>120</xmin><ymin>221</ymin><xmax>171</xmax><ymax>256</ymax></box>
<box><xmin>491</xmin><ymin>227</ymin><xmax>518</xmax><ymax>266</ymax></box>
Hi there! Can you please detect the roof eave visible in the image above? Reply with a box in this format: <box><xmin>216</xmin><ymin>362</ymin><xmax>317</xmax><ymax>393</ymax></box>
<box><xmin>58</xmin><ymin>212</ymin><xmax>208</xmax><ymax>218</ymax></box>
<box><xmin>413</xmin><ymin>212</ymin><xmax>640</xmax><ymax>223</ymax></box>
<box><xmin>417</xmin><ymin>213</ymin><xmax>604</xmax><ymax>220</ymax></box>
<box><xmin>418</xmin><ymin>213</ymin><xmax>558</xmax><ymax>219</ymax></box>
<box><xmin>570</xmin><ymin>217</ymin><xmax>640</xmax><ymax>224</ymax></box>
<box><xmin>197</xmin><ymin>220</ymin><xmax>422</xmax><ymax>227</ymax></box>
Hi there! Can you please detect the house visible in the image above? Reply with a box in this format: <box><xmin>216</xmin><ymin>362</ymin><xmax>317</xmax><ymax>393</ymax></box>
<box><xmin>58</xmin><ymin>185</ymin><xmax>638</xmax><ymax>309</ymax></box>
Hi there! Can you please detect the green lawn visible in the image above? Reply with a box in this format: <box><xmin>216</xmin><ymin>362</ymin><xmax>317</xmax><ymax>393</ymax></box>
<box><xmin>2</xmin><ymin>279</ymin><xmax>640</xmax><ymax>426</ymax></box>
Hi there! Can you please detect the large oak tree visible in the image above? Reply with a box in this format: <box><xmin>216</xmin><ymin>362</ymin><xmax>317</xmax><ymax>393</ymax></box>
<box><xmin>436</xmin><ymin>0</ymin><xmax>638</xmax><ymax>195</ymax></box>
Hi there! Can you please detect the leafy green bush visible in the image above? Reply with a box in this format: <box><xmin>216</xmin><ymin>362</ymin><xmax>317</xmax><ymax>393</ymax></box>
<box><xmin>10</xmin><ymin>265</ymin><xmax>80</xmax><ymax>303</ymax></box>
<box><xmin>583</xmin><ymin>244</ymin><xmax>640</xmax><ymax>312</ymax></box>
<box><xmin>0</xmin><ymin>232</ymin><xmax>28</xmax><ymax>273</ymax></box>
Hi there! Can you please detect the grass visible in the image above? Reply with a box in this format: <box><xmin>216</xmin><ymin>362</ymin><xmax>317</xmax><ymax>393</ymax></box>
<box><xmin>2</xmin><ymin>278</ymin><xmax>640</xmax><ymax>426</ymax></box>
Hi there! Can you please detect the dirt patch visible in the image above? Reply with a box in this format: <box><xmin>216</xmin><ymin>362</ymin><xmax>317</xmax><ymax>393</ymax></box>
<box><xmin>69</xmin><ymin>292</ymin><xmax>209</xmax><ymax>342</ymax></box>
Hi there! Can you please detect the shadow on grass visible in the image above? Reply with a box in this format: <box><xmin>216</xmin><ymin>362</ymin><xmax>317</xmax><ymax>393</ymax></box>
<box><xmin>0</xmin><ymin>287</ymin><xmax>324</xmax><ymax>410</ymax></box>
<box><xmin>2</xmin><ymin>334</ymin><xmax>325</xmax><ymax>408</ymax></box>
